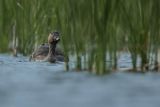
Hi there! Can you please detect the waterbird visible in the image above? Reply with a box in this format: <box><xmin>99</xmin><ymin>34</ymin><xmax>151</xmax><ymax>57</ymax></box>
<box><xmin>30</xmin><ymin>32</ymin><xmax>64</xmax><ymax>63</ymax></box>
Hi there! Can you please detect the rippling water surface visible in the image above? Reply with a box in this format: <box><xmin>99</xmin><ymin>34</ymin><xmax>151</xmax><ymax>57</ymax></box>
<box><xmin>0</xmin><ymin>54</ymin><xmax>160</xmax><ymax>107</ymax></box>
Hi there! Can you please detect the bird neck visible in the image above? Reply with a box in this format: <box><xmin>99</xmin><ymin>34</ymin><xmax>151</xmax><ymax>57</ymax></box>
<box><xmin>48</xmin><ymin>43</ymin><xmax>57</xmax><ymax>56</ymax></box>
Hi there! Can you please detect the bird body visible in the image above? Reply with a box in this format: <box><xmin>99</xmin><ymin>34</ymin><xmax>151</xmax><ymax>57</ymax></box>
<box><xmin>30</xmin><ymin>32</ymin><xmax>64</xmax><ymax>63</ymax></box>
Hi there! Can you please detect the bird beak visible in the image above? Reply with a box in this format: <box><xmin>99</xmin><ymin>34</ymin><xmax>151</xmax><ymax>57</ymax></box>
<box><xmin>55</xmin><ymin>37</ymin><xmax>60</xmax><ymax>41</ymax></box>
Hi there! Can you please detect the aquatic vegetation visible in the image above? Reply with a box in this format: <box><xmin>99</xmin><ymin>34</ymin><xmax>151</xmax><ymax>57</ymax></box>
<box><xmin>0</xmin><ymin>0</ymin><xmax>160</xmax><ymax>74</ymax></box>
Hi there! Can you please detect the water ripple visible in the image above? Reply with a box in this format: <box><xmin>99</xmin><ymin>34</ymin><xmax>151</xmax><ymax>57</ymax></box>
<box><xmin>0</xmin><ymin>54</ymin><xmax>160</xmax><ymax>107</ymax></box>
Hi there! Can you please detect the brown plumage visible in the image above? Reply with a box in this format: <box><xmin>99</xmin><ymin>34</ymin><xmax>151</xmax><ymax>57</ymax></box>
<box><xmin>30</xmin><ymin>32</ymin><xmax>64</xmax><ymax>63</ymax></box>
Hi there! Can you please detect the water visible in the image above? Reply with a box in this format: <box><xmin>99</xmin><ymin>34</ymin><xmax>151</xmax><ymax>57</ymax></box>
<box><xmin>0</xmin><ymin>54</ymin><xmax>160</xmax><ymax>107</ymax></box>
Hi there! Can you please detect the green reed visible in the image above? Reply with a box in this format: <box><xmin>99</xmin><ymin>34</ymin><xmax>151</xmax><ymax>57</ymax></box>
<box><xmin>119</xmin><ymin>0</ymin><xmax>160</xmax><ymax>71</ymax></box>
<box><xmin>0</xmin><ymin>0</ymin><xmax>160</xmax><ymax>74</ymax></box>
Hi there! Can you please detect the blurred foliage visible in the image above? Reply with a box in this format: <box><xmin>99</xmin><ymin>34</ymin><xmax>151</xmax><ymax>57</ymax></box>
<box><xmin>0</xmin><ymin>0</ymin><xmax>160</xmax><ymax>74</ymax></box>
